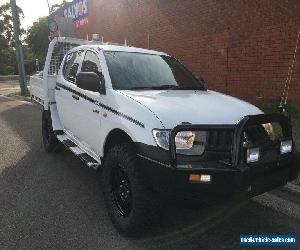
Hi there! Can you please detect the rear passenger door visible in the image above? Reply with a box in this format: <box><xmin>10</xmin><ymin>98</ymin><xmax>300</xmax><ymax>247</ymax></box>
<box><xmin>56</xmin><ymin>50</ymin><xmax>84</xmax><ymax>137</ymax></box>
<box><xmin>74</xmin><ymin>50</ymin><xmax>103</xmax><ymax>156</ymax></box>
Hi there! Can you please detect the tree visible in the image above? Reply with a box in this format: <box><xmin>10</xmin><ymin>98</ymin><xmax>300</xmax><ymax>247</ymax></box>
<box><xmin>26</xmin><ymin>17</ymin><xmax>49</xmax><ymax>61</ymax></box>
<box><xmin>0</xmin><ymin>3</ymin><xmax>24</xmax><ymax>75</ymax></box>
<box><xmin>26</xmin><ymin>1</ymin><xmax>69</xmax><ymax>64</ymax></box>
<box><xmin>50</xmin><ymin>0</ymin><xmax>68</xmax><ymax>14</ymax></box>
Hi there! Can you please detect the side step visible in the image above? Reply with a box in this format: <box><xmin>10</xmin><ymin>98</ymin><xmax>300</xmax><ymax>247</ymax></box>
<box><xmin>56</xmin><ymin>134</ymin><xmax>101</xmax><ymax>170</ymax></box>
<box><xmin>77</xmin><ymin>153</ymin><xmax>100</xmax><ymax>169</ymax></box>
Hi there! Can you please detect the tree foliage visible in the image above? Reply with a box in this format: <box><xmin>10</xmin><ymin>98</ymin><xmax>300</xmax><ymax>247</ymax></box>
<box><xmin>26</xmin><ymin>0</ymin><xmax>68</xmax><ymax>62</ymax></box>
<box><xmin>50</xmin><ymin>0</ymin><xmax>68</xmax><ymax>14</ymax></box>
<box><xmin>0</xmin><ymin>3</ymin><xmax>24</xmax><ymax>75</ymax></box>
<box><xmin>26</xmin><ymin>17</ymin><xmax>49</xmax><ymax>61</ymax></box>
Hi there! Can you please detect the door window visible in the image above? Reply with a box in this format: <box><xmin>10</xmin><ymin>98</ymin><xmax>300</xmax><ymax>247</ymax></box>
<box><xmin>63</xmin><ymin>50</ymin><xmax>84</xmax><ymax>83</ymax></box>
<box><xmin>81</xmin><ymin>50</ymin><xmax>102</xmax><ymax>76</ymax></box>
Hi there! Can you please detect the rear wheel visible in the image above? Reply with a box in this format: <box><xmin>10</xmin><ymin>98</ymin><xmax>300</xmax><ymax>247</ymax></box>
<box><xmin>102</xmin><ymin>143</ymin><xmax>160</xmax><ymax>236</ymax></box>
<box><xmin>42</xmin><ymin>110</ymin><xmax>59</xmax><ymax>152</ymax></box>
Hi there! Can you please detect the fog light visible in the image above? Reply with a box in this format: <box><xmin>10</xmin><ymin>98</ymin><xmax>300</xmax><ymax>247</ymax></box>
<box><xmin>280</xmin><ymin>140</ymin><xmax>292</xmax><ymax>154</ymax></box>
<box><xmin>247</xmin><ymin>147</ymin><xmax>260</xmax><ymax>163</ymax></box>
<box><xmin>189</xmin><ymin>174</ymin><xmax>211</xmax><ymax>183</ymax></box>
<box><xmin>200</xmin><ymin>174</ymin><xmax>211</xmax><ymax>183</ymax></box>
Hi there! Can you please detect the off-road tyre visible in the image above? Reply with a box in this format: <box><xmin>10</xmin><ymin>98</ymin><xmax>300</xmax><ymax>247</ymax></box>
<box><xmin>102</xmin><ymin>143</ymin><xmax>160</xmax><ymax>236</ymax></box>
<box><xmin>42</xmin><ymin>110</ymin><xmax>59</xmax><ymax>152</ymax></box>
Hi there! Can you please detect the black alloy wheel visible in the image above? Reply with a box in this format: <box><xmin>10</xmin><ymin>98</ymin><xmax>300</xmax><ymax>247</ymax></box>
<box><xmin>102</xmin><ymin>143</ymin><xmax>161</xmax><ymax>236</ymax></box>
<box><xmin>110</xmin><ymin>164</ymin><xmax>132</xmax><ymax>217</ymax></box>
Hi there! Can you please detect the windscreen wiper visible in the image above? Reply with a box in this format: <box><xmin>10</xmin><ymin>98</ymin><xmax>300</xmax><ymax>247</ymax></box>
<box><xmin>129</xmin><ymin>85</ymin><xmax>201</xmax><ymax>90</ymax></box>
<box><xmin>151</xmin><ymin>85</ymin><xmax>180</xmax><ymax>90</ymax></box>
<box><xmin>129</xmin><ymin>86</ymin><xmax>156</xmax><ymax>90</ymax></box>
<box><xmin>176</xmin><ymin>86</ymin><xmax>204</xmax><ymax>90</ymax></box>
<box><xmin>150</xmin><ymin>85</ymin><xmax>204</xmax><ymax>90</ymax></box>
<box><xmin>129</xmin><ymin>85</ymin><xmax>179</xmax><ymax>90</ymax></box>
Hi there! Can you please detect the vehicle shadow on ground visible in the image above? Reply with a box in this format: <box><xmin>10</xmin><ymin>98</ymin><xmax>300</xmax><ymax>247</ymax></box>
<box><xmin>0</xmin><ymin>102</ymin><xmax>298</xmax><ymax>249</ymax></box>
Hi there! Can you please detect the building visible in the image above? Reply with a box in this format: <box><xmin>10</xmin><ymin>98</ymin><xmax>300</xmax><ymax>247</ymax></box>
<box><xmin>52</xmin><ymin>0</ymin><xmax>300</xmax><ymax>107</ymax></box>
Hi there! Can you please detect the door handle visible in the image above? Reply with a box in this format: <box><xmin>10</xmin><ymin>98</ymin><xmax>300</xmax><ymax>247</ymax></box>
<box><xmin>93</xmin><ymin>109</ymin><xmax>99</xmax><ymax>114</ymax></box>
<box><xmin>72</xmin><ymin>94</ymin><xmax>79</xmax><ymax>100</ymax></box>
<box><xmin>55</xmin><ymin>86</ymin><xmax>60</xmax><ymax>91</ymax></box>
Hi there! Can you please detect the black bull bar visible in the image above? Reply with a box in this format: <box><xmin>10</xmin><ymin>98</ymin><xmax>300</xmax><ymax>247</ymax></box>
<box><xmin>169</xmin><ymin>113</ymin><xmax>293</xmax><ymax>167</ymax></box>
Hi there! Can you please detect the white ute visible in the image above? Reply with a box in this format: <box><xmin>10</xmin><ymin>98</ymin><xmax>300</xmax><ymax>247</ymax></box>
<box><xmin>30</xmin><ymin>37</ymin><xmax>298</xmax><ymax>236</ymax></box>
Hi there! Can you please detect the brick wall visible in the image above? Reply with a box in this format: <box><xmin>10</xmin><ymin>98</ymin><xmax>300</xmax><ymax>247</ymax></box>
<box><xmin>76</xmin><ymin>0</ymin><xmax>300</xmax><ymax>107</ymax></box>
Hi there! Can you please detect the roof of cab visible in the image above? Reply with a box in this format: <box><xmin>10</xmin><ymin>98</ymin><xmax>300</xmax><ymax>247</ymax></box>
<box><xmin>77</xmin><ymin>44</ymin><xmax>167</xmax><ymax>56</ymax></box>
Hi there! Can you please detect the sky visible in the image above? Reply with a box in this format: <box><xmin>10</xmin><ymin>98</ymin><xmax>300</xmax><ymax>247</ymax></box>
<box><xmin>0</xmin><ymin>0</ymin><xmax>64</xmax><ymax>29</ymax></box>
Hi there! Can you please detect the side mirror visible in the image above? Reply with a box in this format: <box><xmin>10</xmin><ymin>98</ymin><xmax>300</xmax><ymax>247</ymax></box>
<box><xmin>76</xmin><ymin>72</ymin><xmax>106</xmax><ymax>94</ymax></box>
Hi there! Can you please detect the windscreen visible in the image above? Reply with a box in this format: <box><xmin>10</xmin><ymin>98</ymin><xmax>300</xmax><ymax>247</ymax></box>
<box><xmin>104</xmin><ymin>51</ymin><xmax>205</xmax><ymax>90</ymax></box>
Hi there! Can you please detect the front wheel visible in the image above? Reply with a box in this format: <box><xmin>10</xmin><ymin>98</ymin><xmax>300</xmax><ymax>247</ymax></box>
<box><xmin>102</xmin><ymin>143</ymin><xmax>160</xmax><ymax>236</ymax></box>
<box><xmin>42</xmin><ymin>110</ymin><xmax>59</xmax><ymax>152</ymax></box>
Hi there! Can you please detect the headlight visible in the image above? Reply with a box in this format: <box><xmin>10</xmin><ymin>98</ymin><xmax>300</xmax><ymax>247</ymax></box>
<box><xmin>152</xmin><ymin>129</ymin><xmax>206</xmax><ymax>155</ymax></box>
<box><xmin>152</xmin><ymin>129</ymin><xmax>170</xmax><ymax>150</ymax></box>
<box><xmin>262</xmin><ymin>123</ymin><xmax>275</xmax><ymax>140</ymax></box>
<box><xmin>175</xmin><ymin>131</ymin><xmax>195</xmax><ymax>149</ymax></box>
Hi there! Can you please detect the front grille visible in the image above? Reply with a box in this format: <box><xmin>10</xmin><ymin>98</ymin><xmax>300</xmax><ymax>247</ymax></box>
<box><xmin>244</xmin><ymin>125</ymin><xmax>270</xmax><ymax>145</ymax></box>
<box><xmin>206</xmin><ymin>130</ymin><xmax>233</xmax><ymax>152</ymax></box>
<box><xmin>205</xmin><ymin>125</ymin><xmax>270</xmax><ymax>153</ymax></box>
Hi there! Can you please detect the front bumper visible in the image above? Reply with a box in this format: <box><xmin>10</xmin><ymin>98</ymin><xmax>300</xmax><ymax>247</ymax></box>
<box><xmin>137</xmin><ymin>150</ymin><xmax>299</xmax><ymax>198</ymax></box>
<box><xmin>136</xmin><ymin>113</ymin><xmax>300</xmax><ymax>199</ymax></box>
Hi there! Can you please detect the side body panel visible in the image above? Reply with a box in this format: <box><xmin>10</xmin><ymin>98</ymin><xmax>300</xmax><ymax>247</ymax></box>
<box><xmin>30</xmin><ymin>75</ymin><xmax>44</xmax><ymax>105</ymax></box>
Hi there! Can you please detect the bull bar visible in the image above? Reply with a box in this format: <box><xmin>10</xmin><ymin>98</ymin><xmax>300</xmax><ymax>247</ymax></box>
<box><xmin>169</xmin><ymin>113</ymin><xmax>293</xmax><ymax>168</ymax></box>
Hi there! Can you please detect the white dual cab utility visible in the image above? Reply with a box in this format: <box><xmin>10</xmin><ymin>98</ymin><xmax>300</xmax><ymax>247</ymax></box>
<box><xmin>30</xmin><ymin>37</ymin><xmax>299</xmax><ymax>236</ymax></box>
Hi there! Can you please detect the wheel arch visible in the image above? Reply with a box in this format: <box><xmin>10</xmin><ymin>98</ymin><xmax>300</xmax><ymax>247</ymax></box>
<box><xmin>103</xmin><ymin>128</ymin><xmax>134</xmax><ymax>158</ymax></box>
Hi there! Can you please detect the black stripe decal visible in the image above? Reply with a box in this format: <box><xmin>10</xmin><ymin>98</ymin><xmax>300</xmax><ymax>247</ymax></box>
<box><xmin>97</xmin><ymin>102</ymin><xmax>145</xmax><ymax>128</ymax></box>
<box><xmin>56</xmin><ymin>83</ymin><xmax>145</xmax><ymax>128</ymax></box>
